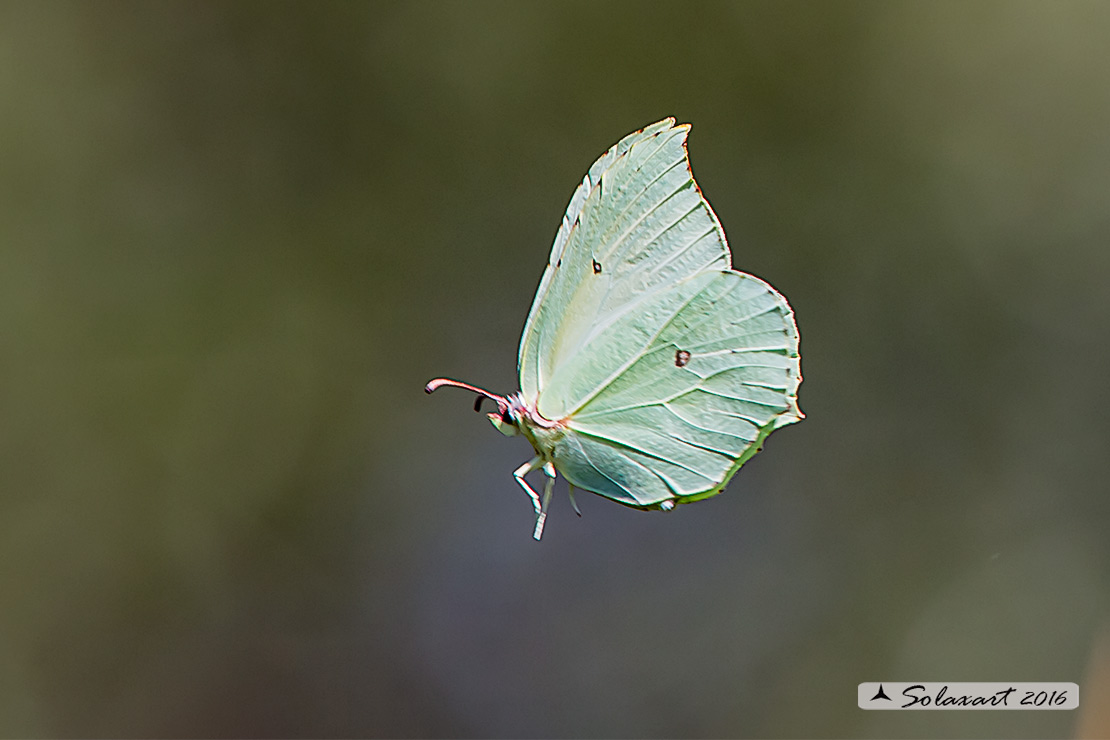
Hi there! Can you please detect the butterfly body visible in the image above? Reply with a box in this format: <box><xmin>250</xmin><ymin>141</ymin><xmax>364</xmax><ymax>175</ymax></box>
<box><xmin>427</xmin><ymin>118</ymin><xmax>803</xmax><ymax>540</ymax></box>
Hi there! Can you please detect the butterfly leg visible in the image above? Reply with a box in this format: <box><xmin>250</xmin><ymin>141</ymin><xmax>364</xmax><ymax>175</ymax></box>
<box><xmin>513</xmin><ymin>456</ymin><xmax>544</xmax><ymax>519</ymax></box>
<box><xmin>567</xmin><ymin>484</ymin><xmax>582</xmax><ymax>517</ymax></box>
<box><xmin>533</xmin><ymin>463</ymin><xmax>557</xmax><ymax>541</ymax></box>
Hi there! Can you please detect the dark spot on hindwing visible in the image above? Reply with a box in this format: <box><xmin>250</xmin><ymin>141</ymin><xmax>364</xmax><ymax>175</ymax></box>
<box><xmin>675</xmin><ymin>349</ymin><xmax>691</xmax><ymax>367</ymax></box>
<box><xmin>592</xmin><ymin>259</ymin><xmax>602</xmax><ymax>274</ymax></box>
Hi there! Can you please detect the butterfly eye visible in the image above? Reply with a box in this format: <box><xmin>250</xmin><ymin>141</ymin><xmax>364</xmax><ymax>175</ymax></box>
<box><xmin>475</xmin><ymin>395</ymin><xmax>515</xmax><ymax>426</ymax></box>
<box><xmin>592</xmin><ymin>259</ymin><xmax>602</xmax><ymax>274</ymax></box>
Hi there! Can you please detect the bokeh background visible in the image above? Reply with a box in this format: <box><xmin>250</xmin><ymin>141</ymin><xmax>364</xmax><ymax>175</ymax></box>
<box><xmin>2</xmin><ymin>1</ymin><xmax>1108</xmax><ymax>737</ymax></box>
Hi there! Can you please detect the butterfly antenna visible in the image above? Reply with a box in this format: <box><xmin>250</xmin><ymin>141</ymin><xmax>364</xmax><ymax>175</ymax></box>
<box><xmin>425</xmin><ymin>378</ymin><xmax>509</xmax><ymax>415</ymax></box>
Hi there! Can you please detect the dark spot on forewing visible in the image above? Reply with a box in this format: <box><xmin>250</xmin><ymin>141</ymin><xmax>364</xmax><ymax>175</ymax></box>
<box><xmin>675</xmin><ymin>349</ymin><xmax>691</xmax><ymax>367</ymax></box>
<box><xmin>592</xmin><ymin>259</ymin><xmax>602</xmax><ymax>274</ymax></box>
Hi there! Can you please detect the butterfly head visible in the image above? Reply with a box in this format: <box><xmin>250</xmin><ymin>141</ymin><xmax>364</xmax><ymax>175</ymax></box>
<box><xmin>486</xmin><ymin>392</ymin><xmax>545</xmax><ymax>438</ymax></box>
<box><xmin>486</xmin><ymin>406</ymin><xmax>519</xmax><ymax>437</ymax></box>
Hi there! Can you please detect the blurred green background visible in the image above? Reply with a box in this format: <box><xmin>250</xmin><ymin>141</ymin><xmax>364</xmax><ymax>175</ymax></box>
<box><xmin>1</xmin><ymin>1</ymin><xmax>1108</xmax><ymax>737</ymax></box>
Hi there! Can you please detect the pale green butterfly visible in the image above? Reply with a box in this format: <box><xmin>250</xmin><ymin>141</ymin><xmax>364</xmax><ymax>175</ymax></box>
<box><xmin>427</xmin><ymin>118</ymin><xmax>803</xmax><ymax>540</ymax></box>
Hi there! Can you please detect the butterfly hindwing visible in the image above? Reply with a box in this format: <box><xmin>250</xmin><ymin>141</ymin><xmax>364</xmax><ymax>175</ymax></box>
<box><xmin>550</xmin><ymin>269</ymin><xmax>801</xmax><ymax>507</ymax></box>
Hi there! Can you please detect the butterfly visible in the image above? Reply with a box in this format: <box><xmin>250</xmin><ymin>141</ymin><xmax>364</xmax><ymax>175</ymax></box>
<box><xmin>427</xmin><ymin>118</ymin><xmax>803</xmax><ymax>540</ymax></box>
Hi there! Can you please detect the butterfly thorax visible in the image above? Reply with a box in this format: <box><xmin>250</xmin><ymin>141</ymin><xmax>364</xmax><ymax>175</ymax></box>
<box><xmin>504</xmin><ymin>392</ymin><xmax>566</xmax><ymax>462</ymax></box>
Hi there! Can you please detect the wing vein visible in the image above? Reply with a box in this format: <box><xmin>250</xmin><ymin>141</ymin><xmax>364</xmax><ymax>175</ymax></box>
<box><xmin>575</xmin><ymin>437</ymin><xmax>636</xmax><ymax>498</ymax></box>
<box><xmin>694</xmin><ymin>387</ymin><xmax>789</xmax><ymax>408</ymax></box>
<box><xmin>565</xmin><ymin>282</ymin><xmax>711</xmax><ymax>416</ymax></box>
<box><xmin>559</xmin><ymin>215</ymin><xmax>718</xmax><ymax>363</ymax></box>
<box><xmin>594</xmin><ymin>152</ymin><xmax>686</xmax><ymax>248</ymax></box>
<box><xmin>599</xmin><ymin>182</ymin><xmax>696</xmax><ymax>263</ymax></box>
<box><xmin>642</xmin><ymin>224</ymin><xmax>720</xmax><ymax>279</ymax></box>
<box><xmin>573</xmin><ymin>428</ymin><xmax>718</xmax><ymax>481</ymax></box>
<box><xmin>662</xmin><ymin>402</ymin><xmax>750</xmax><ymax>438</ymax></box>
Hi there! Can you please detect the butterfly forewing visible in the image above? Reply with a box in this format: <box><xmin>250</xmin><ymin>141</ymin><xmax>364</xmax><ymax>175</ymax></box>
<box><xmin>517</xmin><ymin>118</ymin><xmax>730</xmax><ymax>407</ymax></box>
<box><xmin>517</xmin><ymin>119</ymin><xmax>674</xmax><ymax>400</ymax></box>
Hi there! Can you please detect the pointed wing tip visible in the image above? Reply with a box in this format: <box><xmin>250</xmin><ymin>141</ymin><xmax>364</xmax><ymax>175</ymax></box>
<box><xmin>636</xmin><ymin>117</ymin><xmax>684</xmax><ymax>139</ymax></box>
<box><xmin>643</xmin><ymin>116</ymin><xmax>677</xmax><ymax>130</ymax></box>
<box><xmin>658</xmin><ymin>118</ymin><xmax>690</xmax><ymax>136</ymax></box>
